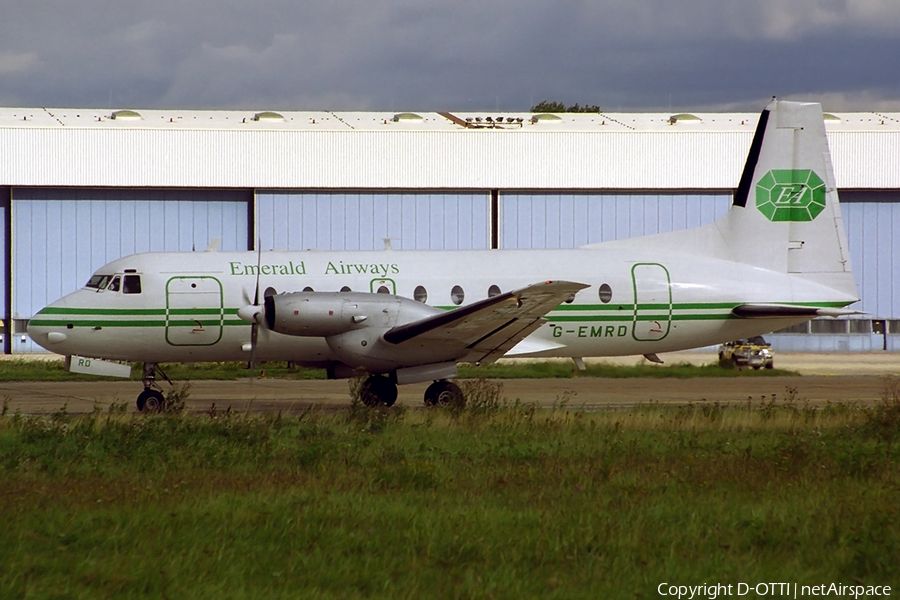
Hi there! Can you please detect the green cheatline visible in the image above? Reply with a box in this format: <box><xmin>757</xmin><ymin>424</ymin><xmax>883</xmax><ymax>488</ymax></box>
<box><xmin>35</xmin><ymin>306</ymin><xmax>241</xmax><ymax>316</ymax></box>
<box><xmin>34</xmin><ymin>299</ymin><xmax>849</xmax><ymax>317</ymax></box>
<box><xmin>28</xmin><ymin>299</ymin><xmax>852</xmax><ymax>329</ymax></box>
<box><xmin>29</xmin><ymin>319</ymin><xmax>248</xmax><ymax>328</ymax></box>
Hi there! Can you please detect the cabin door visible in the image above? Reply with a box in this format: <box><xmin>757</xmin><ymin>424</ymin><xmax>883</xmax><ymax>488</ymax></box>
<box><xmin>165</xmin><ymin>276</ymin><xmax>224</xmax><ymax>346</ymax></box>
<box><xmin>631</xmin><ymin>263</ymin><xmax>672</xmax><ymax>342</ymax></box>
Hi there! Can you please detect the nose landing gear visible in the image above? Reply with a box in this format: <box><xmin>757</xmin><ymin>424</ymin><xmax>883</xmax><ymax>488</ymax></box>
<box><xmin>136</xmin><ymin>363</ymin><xmax>172</xmax><ymax>412</ymax></box>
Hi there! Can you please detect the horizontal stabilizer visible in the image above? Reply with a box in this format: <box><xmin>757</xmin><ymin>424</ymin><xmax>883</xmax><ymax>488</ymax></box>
<box><xmin>732</xmin><ymin>304</ymin><xmax>862</xmax><ymax>319</ymax></box>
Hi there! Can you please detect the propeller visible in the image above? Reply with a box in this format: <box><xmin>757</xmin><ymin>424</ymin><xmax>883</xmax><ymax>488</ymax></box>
<box><xmin>237</xmin><ymin>242</ymin><xmax>264</xmax><ymax>373</ymax></box>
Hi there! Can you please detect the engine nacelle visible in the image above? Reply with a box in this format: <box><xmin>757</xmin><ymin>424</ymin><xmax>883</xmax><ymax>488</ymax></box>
<box><xmin>264</xmin><ymin>291</ymin><xmax>441</xmax><ymax>338</ymax></box>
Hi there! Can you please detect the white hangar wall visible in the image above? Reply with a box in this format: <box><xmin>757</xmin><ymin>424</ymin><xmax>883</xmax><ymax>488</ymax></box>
<box><xmin>2</xmin><ymin>127</ymin><xmax>899</xmax><ymax>190</ymax></box>
<box><xmin>0</xmin><ymin>128</ymin><xmax>754</xmax><ymax>189</ymax></box>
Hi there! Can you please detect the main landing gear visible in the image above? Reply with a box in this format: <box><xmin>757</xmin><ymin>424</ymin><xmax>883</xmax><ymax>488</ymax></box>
<box><xmin>424</xmin><ymin>380</ymin><xmax>464</xmax><ymax>407</ymax></box>
<box><xmin>359</xmin><ymin>375</ymin><xmax>398</xmax><ymax>407</ymax></box>
<box><xmin>136</xmin><ymin>362</ymin><xmax>171</xmax><ymax>412</ymax></box>
<box><xmin>357</xmin><ymin>375</ymin><xmax>465</xmax><ymax>408</ymax></box>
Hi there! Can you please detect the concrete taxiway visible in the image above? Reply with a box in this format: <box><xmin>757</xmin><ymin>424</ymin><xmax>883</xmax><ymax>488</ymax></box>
<box><xmin>0</xmin><ymin>351</ymin><xmax>896</xmax><ymax>414</ymax></box>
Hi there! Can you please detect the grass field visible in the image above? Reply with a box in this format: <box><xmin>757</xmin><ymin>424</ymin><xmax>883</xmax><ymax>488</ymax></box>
<box><xmin>0</xmin><ymin>358</ymin><xmax>797</xmax><ymax>382</ymax></box>
<box><xmin>2</xmin><ymin>381</ymin><xmax>899</xmax><ymax>599</ymax></box>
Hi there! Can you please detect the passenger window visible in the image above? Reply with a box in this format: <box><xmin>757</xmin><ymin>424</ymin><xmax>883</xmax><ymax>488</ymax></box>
<box><xmin>302</xmin><ymin>286</ymin><xmax>314</xmax><ymax>292</ymax></box>
<box><xmin>107</xmin><ymin>276</ymin><xmax>121</xmax><ymax>292</ymax></box>
<box><xmin>123</xmin><ymin>275</ymin><xmax>142</xmax><ymax>294</ymax></box>
<box><xmin>451</xmin><ymin>285</ymin><xmax>465</xmax><ymax>306</ymax></box>
<box><xmin>340</xmin><ymin>286</ymin><xmax>352</xmax><ymax>292</ymax></box>
<box><xmin>598</xmin><ymin>283</ymin><xmax>613</xmax><ymax>303</ymax></box>
<box><xmin>488</xmin><ymin>285</ymin><xmax>501</xmax><ymax>297</ymax></box>
<box><xmin>376</xmin><ymin>286</ymin><xmax>390</xmax><ymax>294</ymax></box>
<box><xmin>413</xmin><ymin>285</ymin><xmax>428</xmax><ymax>303</ymax></box>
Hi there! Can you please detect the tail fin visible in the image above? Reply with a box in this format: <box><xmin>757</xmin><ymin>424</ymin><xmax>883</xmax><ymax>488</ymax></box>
<box><xmin>715</xmin><ymin>100</ymin><xmax>855</xmax><ymax>297</ymax></box>
<box><xmin>591</xmin><ymin>100</ymin><xmax>856</xmax><ymax>300</ymax></box>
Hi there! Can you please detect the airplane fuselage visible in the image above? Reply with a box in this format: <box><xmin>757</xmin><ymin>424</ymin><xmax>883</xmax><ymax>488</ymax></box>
<box><xmin>28</xmin><ymin>247</ymin><xmax>849</xmax><ymax>366</ymax></box>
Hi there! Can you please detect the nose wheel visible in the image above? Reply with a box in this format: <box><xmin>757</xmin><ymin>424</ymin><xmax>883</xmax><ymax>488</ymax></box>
<box><xmin>137</xmin><ymin>362</ymin><xmax>171</xmax><ymax>412</ymax></box>
<box><xmin>137</xmin><ymin>389</ymin><xmax>165</xmax><ymax>412</ymax></box>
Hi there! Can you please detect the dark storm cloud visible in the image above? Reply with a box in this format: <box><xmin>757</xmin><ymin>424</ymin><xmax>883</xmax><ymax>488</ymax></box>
<box><xmin>1</xmin><ymin>0</ymin><xmax>899</xmax><ymax>111</ymax></box>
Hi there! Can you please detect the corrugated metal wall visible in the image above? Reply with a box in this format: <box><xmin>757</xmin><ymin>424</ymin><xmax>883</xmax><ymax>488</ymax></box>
<box><xmin>2</xmin><ymin>128</ymin><xmax>899</xmax><ymax>190</ymax></box>
<box><xmin>12</xmin><ymin>188</ymin><xmax>250</xmax><ymax>347</ymax></box>
<box><xmin>257</xmin><ymin>192</ymin><xmax>490</xmax><ymax>250</ymax></box>
<box><xmin>841</xmin><ymin>198</ymin><xmax>900</xmax><ymax>317</ymax></box>
<box><xmin>829</xmin><ymin>132</ymin><xmax>900</xmax><ymax>189</ymax></box>
<box><xmin>500</xmin><ymin>193</ymin><xmax>731</xmax><ymax>248</ymax></box>
<box><xmin>0</xmin><ymin>129</ymin><xmax>748</xmax><ymax>189</ymax></box>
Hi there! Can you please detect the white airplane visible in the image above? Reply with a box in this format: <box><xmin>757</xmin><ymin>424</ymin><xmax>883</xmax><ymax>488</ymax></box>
<box><xmin>28</xmin><ymin>100</ymin><xmax>858</xmax><ymax>410</ymax></box>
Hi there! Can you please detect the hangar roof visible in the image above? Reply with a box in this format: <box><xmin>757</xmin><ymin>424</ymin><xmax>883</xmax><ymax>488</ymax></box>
<box><xmin>2</xmin><ymin>106</ymin><xmax>899</xmax><ymax>132</ymax></box>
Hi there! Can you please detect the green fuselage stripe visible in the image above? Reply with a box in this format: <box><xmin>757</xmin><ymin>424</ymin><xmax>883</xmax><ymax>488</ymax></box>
<box><xmin>29</xmin><ymin>299</ymin><xmax>850</xmax><ymax>330</ymax></box>
<box><xmin>30</xmin><ymin>319</ymin><xmax>246</xmax><ymax>328</ymax></box>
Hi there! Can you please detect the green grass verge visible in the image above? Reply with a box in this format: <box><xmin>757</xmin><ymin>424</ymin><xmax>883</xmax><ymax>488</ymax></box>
<box><xmin>0</xmin><ymin>358</ymin><xmax>798</xmax><ymax>382</ymax></box>
<box><xmin>1</xmin><ymin>390</ymin><xmax>899</xmax><ymax>598</ymax></box>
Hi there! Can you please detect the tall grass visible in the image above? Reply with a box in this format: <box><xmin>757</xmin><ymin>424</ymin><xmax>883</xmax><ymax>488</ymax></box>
<box><xmin>1</xmin><ymin>391</ymin><xmax>898</xmax><ymax>598</ymax></box>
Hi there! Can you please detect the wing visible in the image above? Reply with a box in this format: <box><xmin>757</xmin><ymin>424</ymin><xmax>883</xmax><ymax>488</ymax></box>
<box><xmin>383</xmin><ymin>280</ymin><xmax>589</xmax><ymax>365</ymax></box>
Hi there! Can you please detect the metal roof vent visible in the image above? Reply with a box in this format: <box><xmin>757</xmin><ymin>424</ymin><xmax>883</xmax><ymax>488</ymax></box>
<box><xmin>392</xmin><ymin>112</ymin><xmax>423</xmax><ymax>122</ymax></box>
<box><xmin>253</xmin><ymin>111</ymin><xmax>284</xmax><ymax>122</ymax></box>
<box><xmin>110</xmin><ymin>110</ymin><xmax>142</xmax><ymax>121</ymax></box>
<box><xmin>530</xmin><ymin>113</ymin><xmax>562</xmax><ymax>123</ymax></box>
<box><xmin>668</xmin><ymin>113</ymin><xmax>701</xmax><ymax>124</ymax></box>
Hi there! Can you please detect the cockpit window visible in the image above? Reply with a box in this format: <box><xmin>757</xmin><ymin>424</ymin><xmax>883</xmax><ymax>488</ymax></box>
<box><xmin>107</xmin><ymin>276</ymin><xmax>121</xmax><ymax>292</ymax></box>
<box><xmin>123</xmin><ymin>275</ymin><xmax>142</xmax><ymax>294</ymax></box>
<box><xmin>86</xmin><ymin>274</ymin><xmax>113</xmax><ymax>289</ymax></box>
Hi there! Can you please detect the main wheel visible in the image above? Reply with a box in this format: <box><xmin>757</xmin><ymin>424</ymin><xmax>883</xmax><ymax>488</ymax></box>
<box><xmin>359</xmin><ymin>376</ymin><xmax>398</xmax><ymax>407</ymax></box>
<box><xmin>424</xmin><ymin>380</ymin><xmax>465</xmax><ymax>407</ymax></box>
<box><xmin>137</xmin><ymin>389</ymin><xmax>165</xmax><ymax>412</ymax></box>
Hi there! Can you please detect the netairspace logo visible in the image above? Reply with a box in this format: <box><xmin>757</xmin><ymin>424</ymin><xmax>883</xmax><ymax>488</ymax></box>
<box><xmin>657</xmin><ymin>582</ymin><xmax>892</xmax><ymax>599</ymax></box>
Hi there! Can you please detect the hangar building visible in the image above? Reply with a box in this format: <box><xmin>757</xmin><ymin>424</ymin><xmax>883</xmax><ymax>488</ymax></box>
<box><xmin>1</xmin><ymin>106</ymin><xmax>898</xmax><ymax>354</ymax></box>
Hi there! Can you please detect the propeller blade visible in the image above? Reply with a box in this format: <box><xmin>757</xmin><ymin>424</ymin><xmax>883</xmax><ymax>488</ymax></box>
<box><xmin>245</xmin><ymin>240</ymin><xmax>265</xmax><ymax>376</ymax></box>
<box><xmin>249</xmin><ymin>321</ymin><xmax>259</xmax><ymax>370</ymax></box>
<box><xmin>253</xmin><ymin>240</ymin><xmax>262</xmax><ymax>306</ymax></box>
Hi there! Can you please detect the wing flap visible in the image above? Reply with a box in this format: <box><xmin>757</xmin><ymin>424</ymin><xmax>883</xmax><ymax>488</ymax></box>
<box><xmin>461</xmin><ymin>318</ymin><xmax>547</xmax><ymax>365</ymax></box>
<box><xmin>383</xmin><ymin>280</ymin><xmax>588</xmax><ymax>361</ymax></box>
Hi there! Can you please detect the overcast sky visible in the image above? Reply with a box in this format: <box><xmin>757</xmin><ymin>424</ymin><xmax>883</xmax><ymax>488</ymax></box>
<box><xmin>2</xmin><ymin>0</ymin><xmax>899</xmax><ymax>113</ymax></box>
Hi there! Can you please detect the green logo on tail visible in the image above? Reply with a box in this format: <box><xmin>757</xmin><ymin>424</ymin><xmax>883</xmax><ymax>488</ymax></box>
<box><xmin>756</xmin><ymin>170</ymin><xmax>826</xmax><ymax>222</ymax></box>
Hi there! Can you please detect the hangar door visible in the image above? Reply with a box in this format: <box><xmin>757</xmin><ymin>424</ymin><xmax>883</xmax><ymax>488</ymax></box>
<box><xmin>839</xmin><ymin>197</ymin><xmax>900</xmax><ymax>320</ymax></box>
<box><xmin>499</xmin><ymin>192</ymin><xmax>731</xmax><ymax>249</ymax></box>
<box><xmin>13</xmin><ymin>188</ymin><xmax>250</xmax><ymax>352</ymax></box>
<box><xmin>256</xmin><ymin>192</ymin><xmax>490</xmax><ymax>250</ymax></box>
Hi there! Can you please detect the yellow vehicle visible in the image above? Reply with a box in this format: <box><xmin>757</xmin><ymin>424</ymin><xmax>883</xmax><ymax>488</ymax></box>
<box><xmin>718</xmin><ymin>336</ymin><xmax>774</xmax><ymax>370</ymax></box>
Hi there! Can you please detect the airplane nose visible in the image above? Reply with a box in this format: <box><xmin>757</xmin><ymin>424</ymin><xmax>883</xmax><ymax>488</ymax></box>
<box><xmin>27</xmin><ymin>303</ymin><xmax>70</xmax><ymax>350</ymax></box>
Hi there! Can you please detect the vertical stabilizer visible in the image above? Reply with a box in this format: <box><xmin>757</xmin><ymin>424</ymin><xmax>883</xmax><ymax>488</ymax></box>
<box><xmin>715</xmin><ymin>100</ymin><xmax>855</xmax><ymax>297</ymax></box>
